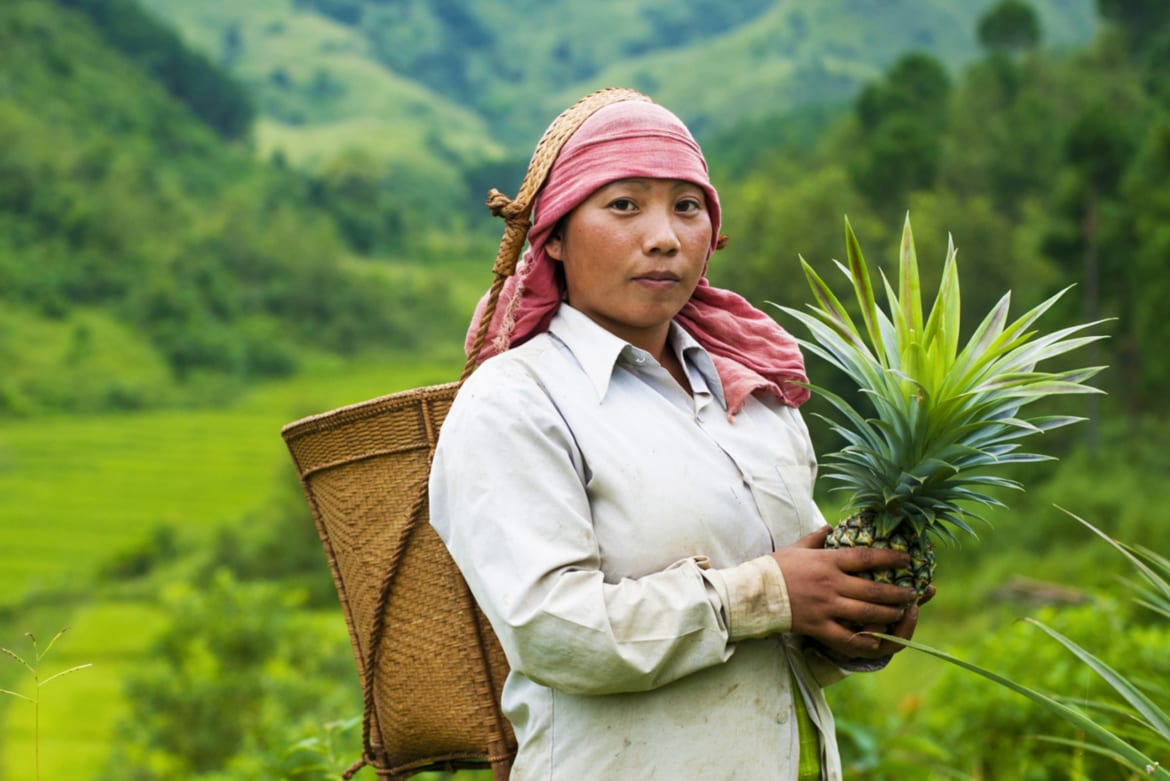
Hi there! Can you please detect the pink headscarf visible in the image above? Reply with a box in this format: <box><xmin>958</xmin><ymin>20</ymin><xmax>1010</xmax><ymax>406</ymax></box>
<box><xmin>466</xmin><ymin>98</ymin><xmax>809</xmax><ymax>413</ymax></box>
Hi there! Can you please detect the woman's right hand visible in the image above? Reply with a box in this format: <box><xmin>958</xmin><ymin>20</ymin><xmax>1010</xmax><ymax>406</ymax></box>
<box><xmin>770</xmin><ymin>527</ymin><xmax>919</xmax><ymax>660</ymax></box>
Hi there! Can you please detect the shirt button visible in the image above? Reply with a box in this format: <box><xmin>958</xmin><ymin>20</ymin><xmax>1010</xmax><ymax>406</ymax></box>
<box><xmin>776</xmin><ymin>707</ymin><xmax>790</xmax><ymax>724</ymax></box>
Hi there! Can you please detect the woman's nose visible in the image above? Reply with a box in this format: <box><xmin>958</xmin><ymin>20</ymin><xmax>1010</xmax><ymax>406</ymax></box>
<box><xmin>642</xmin><ymin>209</ymin><xmax>681</xmax><ymax>255</ymax></box>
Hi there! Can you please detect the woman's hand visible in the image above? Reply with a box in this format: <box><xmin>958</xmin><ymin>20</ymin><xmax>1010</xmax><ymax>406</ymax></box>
<box><xmin>770</xmin><ymin>526</ymin><xmax>922</xmax><ymax>660</ymax></box>
<box><xmin>869</xmin><ymin>582</ymin><xmax>935</xmax><ymax>656</ymax></box>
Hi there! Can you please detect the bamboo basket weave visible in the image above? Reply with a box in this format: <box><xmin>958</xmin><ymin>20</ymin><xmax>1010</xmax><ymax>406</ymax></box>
<box><xmin>281</xmin><ymin>88</ymin><xmax>654</xmax><ymax>780</ymax></box>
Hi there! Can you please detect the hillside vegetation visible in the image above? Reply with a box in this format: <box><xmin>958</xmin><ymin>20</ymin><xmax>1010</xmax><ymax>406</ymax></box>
<box><xmin>0</xmin><ymin>0</ymin><xmax>466</xmax><ymax>415</ymax></box>
<box><xmin>0</xmin><ymin>0</ymin><xmax>1105</xmax><ymax>417</ymax></box>
<box><xmin>140</xmin><ymin>0</ymin><xmax>1096</xmax><ymax>175</ymax></box>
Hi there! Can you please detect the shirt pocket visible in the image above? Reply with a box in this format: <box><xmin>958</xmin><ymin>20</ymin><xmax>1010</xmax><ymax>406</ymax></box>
<box><xmin>775</xmin><ymin>461</ymin><xmax>826</xmax><ymax>535</ymax></box>
<box><xmin>741</xmin><ymin>458</ymin><xmax>824</xmax><ymax>544</ymax></box>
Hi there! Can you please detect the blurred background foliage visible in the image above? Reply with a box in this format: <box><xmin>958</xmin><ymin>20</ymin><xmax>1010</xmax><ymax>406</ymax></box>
<box><xmin>1</xmin><ymin>0</ymin><xmax>1168</xmax><ymax>778</ymax></box>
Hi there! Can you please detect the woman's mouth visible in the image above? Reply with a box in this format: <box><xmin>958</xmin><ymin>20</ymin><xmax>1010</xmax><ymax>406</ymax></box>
<box><xmin>633</xmin><ymin>271</ymin><xmax>681</xmax><ymax>289</ymax></box>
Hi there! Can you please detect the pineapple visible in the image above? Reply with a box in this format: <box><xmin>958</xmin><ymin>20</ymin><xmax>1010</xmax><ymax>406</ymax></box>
<box><xmin>775</xmin><ymin>215</ymin><xmax>1107</xmax><ymax>599</ymax></box>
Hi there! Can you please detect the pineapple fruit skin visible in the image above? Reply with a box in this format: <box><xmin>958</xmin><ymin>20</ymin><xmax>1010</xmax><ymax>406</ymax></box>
<box><xmin>825</xmin><ymin>511</ymin><xmax>937</xmax><ymax>597</ymax></box>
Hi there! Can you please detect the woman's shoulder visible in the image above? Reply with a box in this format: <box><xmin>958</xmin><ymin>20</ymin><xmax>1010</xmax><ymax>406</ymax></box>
<box><xmin>467</xmin><ymin>332</ymin><xmax>562</xmax><ymax>380</ymax></box>
<box><xmin>453</xmin><ymin>333</ymin><xmax>567</xmax><ymax>410</ymax></box>
<box><xmin>438</xmin><ymin>334</ymin><xmax>579</xmax><ymax>450</ymax></box>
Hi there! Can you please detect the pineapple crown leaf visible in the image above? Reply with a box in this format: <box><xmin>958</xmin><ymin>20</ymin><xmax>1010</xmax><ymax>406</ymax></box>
<box><xmin>973</xmin><ymin>336</ymin><xmax>1109</xmax><ymax>397</ymax></box>
<box><xmin>950</xmin><ymin>299</ymin><xmax>1071</xmax><ymax>395</ymax></box>
<box><xmin>843</xmin><ymin>216</ymin><xmax>887</xmax><ymax>364</ymax></box>
<box><xmin>1025</xmin><ymin>414</ymin><xmax>1091</xmax><ymax>432</ymax></box>
<box><xmin>956</xmin><ymin>474</ymin><xmax>1025</xmax><ymax>491</ymax></box>
<box><xmin>935</xmin><ymin>513</ymin><xmax>977</xmax><ymax>539</ymax></box>
<box><xmin>928</xmin><ymin>233</ymin><xmax>962</xmax><ymax>365</ymax></box>
<box><xmin>777</xmin><ymin>308</ymin><xmax>882</xmax><ymax>387</ymax></box>
<box><xmin>793</xmin><ymin>257</ymin><xmax>866</xmax><ymax>350</ymax></box>
<box><xmin>947</xmin><ymin>486</ymin><xmax>1011</xmax><ymax>509</ymax></box>
<box><xmin>948</xmin><ymin>291</ymin><xmax>1014</xmax><ymax>391</ymax></box>
<box><xmin>896</xmin><ymin>214</ymin><xmax>925</xmax><ymax>339</ymax></box>
<box><xmin>948</xmin><ymin>291</ymin><xmax>1111</xmax><ymax>401</ymax></box>
<box><xmin>775</xmin><ymin>215</ymin><xmax>1108</xmax><ymax>538</ymax></box>
<box><xmin>980</xmin><ymin>376</ymin><xmax>1104</xmax><ymax>398</ymax></box>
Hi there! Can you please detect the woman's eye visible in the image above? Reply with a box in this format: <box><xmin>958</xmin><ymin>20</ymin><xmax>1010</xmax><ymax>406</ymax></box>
<box><xmin>608</xmin><ymin>198</ymin><xmax>637</xmax><ymax>212</ymax></box>
<box><xmin>676</xmin><ymin>198</ymin><xmax>703</xmax><ymax>213</ymax></box>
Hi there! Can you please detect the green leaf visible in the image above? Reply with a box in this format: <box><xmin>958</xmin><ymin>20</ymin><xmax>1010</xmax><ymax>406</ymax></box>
<box><xmin>897</xmin><ymin>213</ymin><xmax>924</xmax><ymax>351</ymax></box>
<box><xmin>933</xmin><ymin>234</ymin><xmax>961</xmax><ymax>367</ymax></box>
<box><xmin>793</xmin><ymin>258</ymin><xmax>862</xmax><ymax>346</ymax></box>
<box><xmin>1056</xmin><ymin>508</ymin><xmax>1170</xmax><ymax>608</ymax></box>
<box><xmin>1036</xmin><ymin>736</ymin><xmax>1165</xmax><ymax>777</ymax></box>
<box><xmin>945</xmin><ymin>291</ymin><xmax>1012</xmax><ymax>394</ymax></box>
<box><xmin>1024</xmin><ymin>619</ymin><xmax>1170</xmax><ymax>740</ymax></box>
<box><xmin>844</xmin><ymin>216</ymin><xmax>886</xmax><ymax>366</ymax></box>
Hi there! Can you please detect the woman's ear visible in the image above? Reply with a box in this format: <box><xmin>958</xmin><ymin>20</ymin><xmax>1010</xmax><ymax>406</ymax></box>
<box><xmin>545</xmin><ymin>234</ymin><xmax>564</xmax><ymax>261</ymax></box>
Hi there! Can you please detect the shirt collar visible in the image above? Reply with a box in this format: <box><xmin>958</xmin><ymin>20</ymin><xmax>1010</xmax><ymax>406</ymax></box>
<box><xmin>548</xmin><ymin>305</ymin><xmax>727</xmax><ymax>409</ymax></box>
<box><xmin>673</xmin><ymin>324</ymin><xmax>727</xmax><ymax>409</ymax></box>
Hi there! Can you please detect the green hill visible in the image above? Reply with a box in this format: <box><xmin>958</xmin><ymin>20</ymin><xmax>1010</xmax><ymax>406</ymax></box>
<box><xmin>134</xmin><ymin>0</ymin><xmax>509</xmax><ymax>191</ymax></box>
<box><xmin>0</xmin><ymin>0</ymin><xmax>464</xmax><ymax>415</ymax></box>
<box><xmin>560</xmin><ymin>0</ymin><xmax>1097</xmax><ymax>138</ymax></box>
<box><xmin>139</xmin><ymin>0</ymin><xmax>1097</xmax><ymax>156</ymax></box>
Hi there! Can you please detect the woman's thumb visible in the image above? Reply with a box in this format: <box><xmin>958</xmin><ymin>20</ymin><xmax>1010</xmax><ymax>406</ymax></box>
<box><xmin>792</xmin><ymin>525</ymin><xmax>832</xmax><ymax>549</ymax></box>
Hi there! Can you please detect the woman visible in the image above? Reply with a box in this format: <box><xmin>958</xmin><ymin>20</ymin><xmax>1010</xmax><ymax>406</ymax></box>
<box><xmin>429</xmin><ymin>92</ymin><xmax>925</xmax><ymax>780</ymax></box>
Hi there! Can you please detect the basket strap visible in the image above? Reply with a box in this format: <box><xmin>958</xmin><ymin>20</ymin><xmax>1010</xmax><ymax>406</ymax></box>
<box><xmin>460</xmin><ymin>87</ymin><xmax>654</xmax><ymax>381</ymax></box>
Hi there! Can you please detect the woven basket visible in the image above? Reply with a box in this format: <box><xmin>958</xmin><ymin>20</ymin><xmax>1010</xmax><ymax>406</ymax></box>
<box><xmin>281</xmin><ymin>87</ymin><xmax>653</xmax><ymax>780</ymax></box>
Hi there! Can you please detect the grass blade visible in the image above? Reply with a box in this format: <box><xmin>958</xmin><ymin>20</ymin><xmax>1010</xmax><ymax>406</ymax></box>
<box><xmin>1</xmin><ymin>647</ymin><xmax>33</xmax><ymax>674</ymax></box>
<box><xmin>1024</xmin><ymin>619</ymin><xmax>1170</xmax><ymax>740</ymax></box>
<box><xmin>0</xmin><ymin>687</ymin><xmax>35</xmax><ymax>703</ymax></box>
<box><xmin>39</xmin><ymin>663</ymin><xmax>94</xmax><ymax>689</ymax></box>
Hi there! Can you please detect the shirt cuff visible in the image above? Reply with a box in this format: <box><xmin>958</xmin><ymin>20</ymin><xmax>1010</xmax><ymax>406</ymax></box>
<box><xmin>703</xmin><ymin>555</ymin><xmax>792</xmax><ymax>641</ymax></box>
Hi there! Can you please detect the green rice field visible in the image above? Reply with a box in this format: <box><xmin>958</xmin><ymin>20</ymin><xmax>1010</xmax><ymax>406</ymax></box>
<box><xmin>0</xmin><ymin>356</ymin><xmax>461</xmax><ymax>780</ymax></box>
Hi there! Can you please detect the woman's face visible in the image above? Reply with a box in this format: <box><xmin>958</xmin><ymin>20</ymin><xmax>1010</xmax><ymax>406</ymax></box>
<box><xmin>545</xmin><ymin>177</ymin><xmax>713</xmax><ymax>355</ymax></box>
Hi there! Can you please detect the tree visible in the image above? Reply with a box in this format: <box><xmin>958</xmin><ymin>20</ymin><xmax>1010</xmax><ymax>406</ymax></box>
<box><xmin>1114</xmin><ymin>118</ymin><xmax>1170</xmax><ymax>417</ymax></box>
<box><xmin>850</xmin><ymin>52</ymin><xmax>952</xmax><ymax>213</ymax></box>
<box><xmin>1096</xmin><ymin>0</ymin><xmax>1170</xmax><ymax>52</ymax></box>
<box><xmin>855</xmin><ymin>52</ymin><xmax>951</xmax><ymax>128</ymax></box>
<box><xmin>977</xmin><ymin>0</ymin><xmax>1042</xmax><ymax>55</ymax></box>
<box><xmin>1063</xmin><ymin>103</ymin><xmax>1134</xmax><ymax>438</ymax></box>
<box><xmin>56</xmin><ymin>0</ymin><xmax>255</xmax><ymax>140</ymax></box>
<box><xmin>1143</xmin><ymin>32</ymin><xmax>1170</xmax><ymax>107</ymax></box>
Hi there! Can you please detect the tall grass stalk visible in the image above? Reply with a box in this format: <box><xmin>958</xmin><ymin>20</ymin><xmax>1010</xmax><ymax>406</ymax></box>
<box><xmin>1</xmin><ymin>627</ymin><xmax>93</xmax><ymax>781</ymax></box>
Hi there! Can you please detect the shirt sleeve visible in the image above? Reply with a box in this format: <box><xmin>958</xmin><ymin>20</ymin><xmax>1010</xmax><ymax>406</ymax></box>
<box><xmin>429</xmin><ymin>358</ymin><xmax>793</xmax><ymax>696</ymax></box>
<box><xmin>701</xmin><ymin>555</ymin><xmax>793</xmax><ymax>641</ymax></box>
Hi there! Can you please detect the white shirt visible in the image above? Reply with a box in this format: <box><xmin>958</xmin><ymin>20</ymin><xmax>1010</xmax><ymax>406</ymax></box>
<box><xmin>430</xmin><ymin>305</ymin><xmax>846</xmax><ymax>780</ymax></box>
